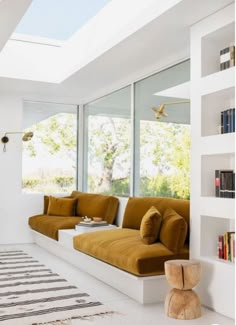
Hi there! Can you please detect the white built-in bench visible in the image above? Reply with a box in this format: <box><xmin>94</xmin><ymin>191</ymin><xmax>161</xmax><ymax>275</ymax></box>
<box><xmin>30</xmin><ymin>197</ymin><xmax>169</xmax><ymax>304</ymax></box>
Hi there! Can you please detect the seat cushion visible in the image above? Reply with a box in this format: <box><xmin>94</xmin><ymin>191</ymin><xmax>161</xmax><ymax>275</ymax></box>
<box><xmin>73</xmin><ymin>228</ymin><xmax>189</xmax><ymax>276</ymax></box>
<box><xmin>71</xmin><ymin>191</ymin><xmax>119</xmax><ymax>224</ymax></box>
<box><xmin>140</xmin><ymin>206</ymin><xmax>162</xmax><ymax>244</ymax></box>
<box><xmin>29</xmin><ymin>215</ymin><xmax>82</xmax><ymax>240</ymax></box>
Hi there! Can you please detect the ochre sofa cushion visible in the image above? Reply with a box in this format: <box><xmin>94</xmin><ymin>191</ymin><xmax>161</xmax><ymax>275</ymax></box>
<box><xmin>140</xmin><ymin>206</ymin><xmax>162</xmax><ymax>244</ymax></box>
<box><xmin>159</xmin><ymin>208</ymin><xmax>187</xmax><ymax>252</ymax></box>
<box><xmin>47</xmin><ymin>196</ymin><xmax>77</xmax><ymax>216</ymax></box>
<box><xmin>29</xmin><ymin>215</ymin><xmax>82</xmax><ymax>240</ymax></box>
<box><xmin>43</xmin><ymin>195</ymin><xmax>49</xmax><ymax>214</ymax></box>
<box><xmin>71</xmin><ymin>191</ymin><xmax>119</xmax><ymax>224</ymax></box>
<box><xmin>73</xmin><ymin>228</ymin><xmax>189</xmax><ymax>276</ymax></box>
<box><xmin>43</xmin><ymin>195</ymin><xmax>72</xmax><ymax>214</ymax></box>
<box><xmin>122</xmin><ymin>197</ymin><xmax>189</xmax><ymax>242</ymax></box>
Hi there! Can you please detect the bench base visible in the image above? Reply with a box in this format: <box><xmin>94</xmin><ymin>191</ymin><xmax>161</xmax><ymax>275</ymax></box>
<box><xmin>30</xmin><ymin>230</ymin><xmax>169</xmax><ymax>304</ymax></box>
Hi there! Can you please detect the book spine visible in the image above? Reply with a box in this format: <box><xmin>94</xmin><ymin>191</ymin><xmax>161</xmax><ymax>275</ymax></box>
<box><xmin>223</xmin><ymin>110</ymin><xmax>228</xmax><ymax>133</ymax></box>
<box><xmin>226</xmin><ymin>109</ymin><xmax>230</xmax><ymax>133</ymax></box>
<box><xmin>224</xmin><ymin>232</ymin><xmax>228</xmax><ymax>260</ymax></box>
<box><xmin>233</xmin><ymin>108</ymin><xmax>235</xmax><ymax>132</ymax></box>
<box><xmin>230</xmin><ymin>45</ymin><xmax>235</xmax><ymax>67</ymax></box>
<box><xmin>217</xmin><ymin>235</ymin><xmax>224</xmax><ymax>259</ymax></box>
<box><xmin>215</xmin><ymin>170</ymin><xmax>220</xmax><ymax>197</ymax></box>
<box><xmin>221</xmin><ymin>111</ymin><xmax>224</xmax><ymax>134</ymax></box>
<box><xmin>233</xmin><ymin>235</ymin><xmax>235</xmax><ymax>263</ymax></box>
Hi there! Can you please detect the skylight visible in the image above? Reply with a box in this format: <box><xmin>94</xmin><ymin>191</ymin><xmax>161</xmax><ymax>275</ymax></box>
<box><xmin>14</xmin><ymin>0</ymin><xmax>111</xmax><ymax>41</ymax></box>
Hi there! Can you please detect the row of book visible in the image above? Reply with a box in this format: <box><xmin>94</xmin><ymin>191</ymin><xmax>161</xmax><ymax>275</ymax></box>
<box><xmin>217</xmin><ymin>232</ymin><xmax>235</xmax><ymax>262</ymax></box>
<box><xmin>215</xmin><ymin>169</ymin><xmax>235</xmax><ymax>198</ymax></box>
<box><xmin>220</xmin><ymin>108</ymin><xmax>235</xmax><ymax>134</ymax></box>
<box><xmin>220</xmin><ymin>45</ymin><xmax>235</xmax><ymax>71</ymax></box>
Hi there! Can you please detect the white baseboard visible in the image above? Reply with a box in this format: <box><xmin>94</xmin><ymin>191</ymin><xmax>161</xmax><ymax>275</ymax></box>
<box><xmin>31</xmin><ymin>230</ymin><xmax>169</xmax><ymax>304</ymax></box>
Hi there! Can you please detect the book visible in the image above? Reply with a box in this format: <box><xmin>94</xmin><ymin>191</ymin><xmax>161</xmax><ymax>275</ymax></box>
<box><xmin>221</xmin><ymin>108</ymin><xmax>235</xmax><ymax>134</ymax></box>
<box><xmin>217</xmin><ymin>235</ymin><xmax>224</xmax><ymax>259</ymax></box>
<box><xmin>220</xmin><ymin>45</ymin><xmax>235</xmax><ymax>71</ymax></box>
<box><xmin>215</xmin><ymin>170</ymin><xmax>235</xmax><ymax>198</ymax></box>
<box><xmin>231</xmin><ymin>233</ymin><xmax>235</xmax><ymax>263</ymax></box>
<box><xmin>77</xmin><ymin>221</ymin><xmax>109</xmax><ymax>227</ymax></box>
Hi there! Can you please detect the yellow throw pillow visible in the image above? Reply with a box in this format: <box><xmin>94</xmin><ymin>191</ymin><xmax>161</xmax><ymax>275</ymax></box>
<box><xmin>47</xmin><ymin>196</ymin><xmax>77</xmax><ymax>216</ymax></box>
<box><xmin>159</xmin><ymin>208</ymin><xmax>187</xmax><ymax>252</ymax></box>
<box><xmin>140</xmin><ymin>206</ymin><xmax>162</xmax><ymax>245</ymax></box>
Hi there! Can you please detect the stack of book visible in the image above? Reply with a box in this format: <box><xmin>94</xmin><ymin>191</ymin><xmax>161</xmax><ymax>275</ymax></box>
<box><xmin>217</xmin><ymin>231</ymin><xmax>235</xmax><ymax>262</ymax></box>
<box><xmin>76</xmin><ymin>221</ymin><xmax>109</xmax><ymax>228</ymax></box>
<box><xmin>221</xmin><ymin>108</ymin><xmax>235</xmax><ymax>134</ymax></box>
<box><xmin>220</xmin><ymin>45</ymin><xmax>235</xmax><ymax>70</ymax></box>
<box><xmin>215</xmin><ymin>169</ymin><xmax>235</xmax><ymax>198</ymax></box>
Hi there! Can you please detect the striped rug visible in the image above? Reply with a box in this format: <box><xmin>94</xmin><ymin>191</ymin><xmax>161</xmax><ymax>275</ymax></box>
<box><xmin>0</xmin><ymin>249</ymin><xmax>113</xmax><ymax>325</ymax></box>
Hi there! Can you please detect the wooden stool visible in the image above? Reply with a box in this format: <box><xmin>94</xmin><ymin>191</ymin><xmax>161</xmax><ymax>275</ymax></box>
<box><xmin>164</xmin><ymin>259</ymin><xmax>201</xmax><ymax>320</ymax></box>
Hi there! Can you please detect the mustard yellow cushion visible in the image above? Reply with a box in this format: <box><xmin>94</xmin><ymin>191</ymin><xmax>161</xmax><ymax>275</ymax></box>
<box><xmin>73</xmin><ymin>228</ymin><xmax>189</xmax><ymax>276</ymax></box>
<box><xmin>71</xmin><ymin>191</ymin><xmax>119</xmax><ymax>224</ymax></box>
<box><xmin>29</xmin><ymin>215</ymin><xmax>82</xmax><ymax>240</ymax></box>
<box><xmin>140</xmin><ymin>206</ymin><xmax>162</xmax><ymax>245</ymax></box>
<box><xmin>122</xmin><ymin>197</ymin><xmax>190</xmax><ymax>234</ymax></box>
<box><xmin>47</xmin><ymin>196</ymin><xmax>77</xmax><ymax>216</ymax></box>
<box><xmin>159</xmin><ymin>208</ymin><xmax>187</xmax><ymax>252</ymax></box>
<box><xmin>43</xmin><ymin>195</ymin><xmax>49</xmax><ymax>214</ymax></box>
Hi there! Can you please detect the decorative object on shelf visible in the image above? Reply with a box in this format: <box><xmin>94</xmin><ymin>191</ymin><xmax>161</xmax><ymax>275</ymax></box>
<box><xmin>217</xmin><ymin>231</ymin><xmax>235</xmax><ymax>262</ymax></box>
<box><xmin>1</xmin><ymin>131</ymin><xmax>34</xmax><ymax>152</ymax></box>
<box><xmin>152</xmin><ymin>100</ymin><xmax>190</xmax><ymax>120</ymax></box>
<box><xmin>164</xmin><ymin>259</ymin><xmax>201</xmax><ymax>320</ymax></box>
<box><xmin>220</xmin><ymin>45</ymin><xmax>235</xmax><ymax>71</ymax></box>
<box><xmin>220</xmin><ymin>108</ymin><xmax>235</xmax><ymax>134</ymax></box>
<box><xmin>215</xmin><ymin>169</ymin><xmax>235</xmax><ymax>198</ymax></box>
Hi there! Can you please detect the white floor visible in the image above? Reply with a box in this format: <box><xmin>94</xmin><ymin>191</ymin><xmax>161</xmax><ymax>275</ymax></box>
<box><xmin>0</xmin><ymin>243</ymin><xmax>234</xmax><ymax>325</ymax></box>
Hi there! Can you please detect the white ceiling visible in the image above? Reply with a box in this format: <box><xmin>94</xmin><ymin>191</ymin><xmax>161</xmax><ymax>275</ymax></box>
<box><xmin>0</xmin><ymin>0</ymin><xmax>234</xmax><ymax>105</ymax></box>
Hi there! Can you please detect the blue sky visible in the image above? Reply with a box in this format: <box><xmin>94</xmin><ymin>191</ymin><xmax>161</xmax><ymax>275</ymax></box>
<box><xmin>15</xmin><ymin>0</ymin><xmax>111</xmax><ymax>40</ymax></box>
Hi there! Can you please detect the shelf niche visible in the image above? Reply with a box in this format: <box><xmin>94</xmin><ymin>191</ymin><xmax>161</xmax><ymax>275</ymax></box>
<box><xmin>201</xmin><ymin>22</ymin><xmax>235</xmax><ymax>77</ymax></box>
<box><xmin>200</xmin><ymin>215</ymin><xmax>235</xmax><ymax>264</ymax></box>
<box><xmin>201</xmin><ymin>153</ymin><xmax>235</xmax><ymax>197</ymax></box>
<box><xmin>201</xmin><ymin>86</ymin><xmax>235</xmax><ymax>137</ymax></box>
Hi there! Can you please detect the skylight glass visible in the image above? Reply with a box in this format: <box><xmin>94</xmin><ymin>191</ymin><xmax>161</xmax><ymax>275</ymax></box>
<box><xmin>14</xmin><ymin>0</ymin><xmax>111</xmax><ymax>41</ymax></box>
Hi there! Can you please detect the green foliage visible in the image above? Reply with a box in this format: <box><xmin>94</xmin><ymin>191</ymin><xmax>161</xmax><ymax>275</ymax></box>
<box><xmin>22</xmin><ymin>178</ymin><xmax>40</xmax><ymax>188</ymax></box>
<box><xmin>22</xmin><ymin>176</ymin><xmax>75</xmax><ymax>194</ymax></box>
<box><xmin>54</xmin><ymin>176</ymin><xmax>74</xmax><ymax>188</ymax></box>
<box><xmin>111</xmin><ymin>178</ymin><xmax>129</xmax><ymax>196</ymax></box>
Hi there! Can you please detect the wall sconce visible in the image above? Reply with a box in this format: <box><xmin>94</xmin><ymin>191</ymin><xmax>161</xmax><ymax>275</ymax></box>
<box><xmin>1</xmin><ymin>131</ymin><xmax>34</xmax><ymax>152</ymax></box>
<box><xmin>152</xmin><ymin>100</ymin><xmax>190</xmax><ymax>120</ymax></box>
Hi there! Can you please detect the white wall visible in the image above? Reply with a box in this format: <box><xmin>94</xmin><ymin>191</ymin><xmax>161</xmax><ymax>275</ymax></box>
<box><xmin>0</xmin><ymin>94</ymin><xmax>43</xmax><ymax>244</ymax></box>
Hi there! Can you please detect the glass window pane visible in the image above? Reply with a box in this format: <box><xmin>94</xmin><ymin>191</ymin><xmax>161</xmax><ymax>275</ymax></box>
<box><xmin>22</xmin><ymin>101</ymin><xmax>77</xmax><ymax>194</ymax></box>
<box><xmin>134</xmin><ymin>60</ymin><xmax>190</xmax><ymax>199</ymax></box>
<box><xmin>84</xmin><ymin>86</ymin><xmax>131</xmax><ymax>196</ymax></box>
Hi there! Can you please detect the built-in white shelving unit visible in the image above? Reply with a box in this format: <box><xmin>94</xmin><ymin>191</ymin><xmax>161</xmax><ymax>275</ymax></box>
<box><xmin>190</xmin><ymin>3</ymin><xmax>235</xmax><ymax>319</ymax></box>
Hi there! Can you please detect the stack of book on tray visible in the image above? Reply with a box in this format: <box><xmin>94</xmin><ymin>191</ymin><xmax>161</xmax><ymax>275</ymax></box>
<box><xmin>76</xmin><ymin>221</ymin><xmax>109</xmax><ymax>228</ymax></box>
<box><xmin>217</xmin><ymin>231</ymin><xmax>235</xmax><ymax>262</ymax></box>
<box><xmin>75</xmin><ymin>221</ymin><xmax>109</xmax><ymax>232</ymax></box>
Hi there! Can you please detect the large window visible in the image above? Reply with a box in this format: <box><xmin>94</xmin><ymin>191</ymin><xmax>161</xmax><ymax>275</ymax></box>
<box><xmin>84</xmin><ymin>86</ymin><xmax>131</xmax><ymax>196</ymax></box>
<box><xmin>22</xmin><ymin>101</ymin><xmax>77</xmax><ymax>194</ymax></box>
<box><xmin>134</xmin><ymin>60</ymin><xmax>190</xmax><ymax>199</ymax></box>
<box><xmin>22</xmin><ymin>61</ymin><xmax>190</xmax><ymax>198</ymax></box>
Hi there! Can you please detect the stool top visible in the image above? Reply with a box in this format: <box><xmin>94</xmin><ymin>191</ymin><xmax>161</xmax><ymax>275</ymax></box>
<box><xmin>165</xmin><ymin>259</ymin><xmax>200</xmax><ymax>267</ymax></box>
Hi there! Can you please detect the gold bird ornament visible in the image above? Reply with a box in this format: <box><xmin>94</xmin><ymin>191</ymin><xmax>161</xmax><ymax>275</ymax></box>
<box><xmin>152</xmin><ymin>104</ymin><xmax>168</xmax><ymax>119</ymax></box>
